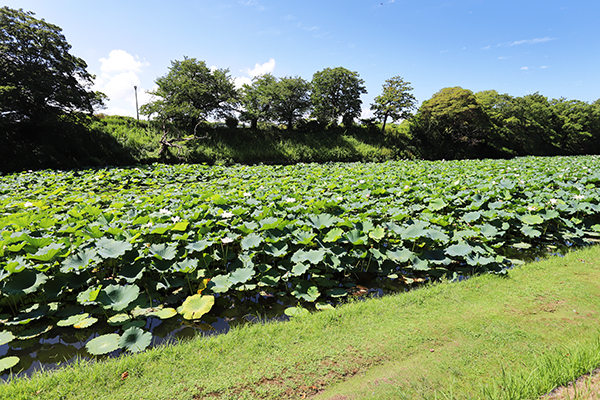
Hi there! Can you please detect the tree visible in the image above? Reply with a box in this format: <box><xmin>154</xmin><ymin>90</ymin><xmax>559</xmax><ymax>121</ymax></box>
<box><xmin>311</xmin><ymin>67</ymin><xmax>367</xmax><ymax>126</ymax></box>
<box><xmin>410</xmin><ymin>87</ymin><xmax>491</xmax><ymax>159</ymax></box>
<box><xmin>239</xmin><ymin>74</ymin><xmax>277</xmax><ymax>129</ymax></box>
<box><xmin>0</xmin><ymin>7</ymin><xmax>104</xmax><ymax>126</ymax></box>
<box><xmin>271</xmin><ymin>76</ymin><xmax>312</xmax><ymax>130</ymax></box>
<box><xmin>141</xmin><ymin>57</ymin><xmax>237</xmax><ymax>133</ymax></box>
<box><xmin>370</xmin><ymin>76</ymin><xmax>417</xmax><ymax>133</ymax></box>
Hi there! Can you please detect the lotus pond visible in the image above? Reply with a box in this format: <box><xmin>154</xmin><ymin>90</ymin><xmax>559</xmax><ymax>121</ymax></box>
<box><xmin>1</xmin><ymin>156</ymin><xmax>600</xmax><ymax>379</ymax></box>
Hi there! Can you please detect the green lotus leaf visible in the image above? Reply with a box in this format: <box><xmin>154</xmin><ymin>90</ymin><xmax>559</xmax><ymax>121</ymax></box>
<box><xmin>86</xmin><ymin>333</ymin><xmax>121</xmax><ymax>355</ymax></box>
<box><xmin>96</xmin><ymin>237</ymin><xmax>132</xmax><ymax>259</ymax></box>
<box><xmin>264</xmin><ymin>242</ymin><xmax>288</xmax><ymax>257</ymax></box>
<box><xmin>57</xmin><ymin>313</ymin><xmax>90</xmax><ymax>327</ymax></box>
<box><xmin>26</xmin><ymin>242</ymin><xmax>64</xmax><ymax>261</ymax></box>
<box><xmin>445</xmin><ymin>243</ymin><xmax>474</xmax><ymax>257</ymax></box>
<box><xmin>462</xmin><ymin>211</ymin><xmax>481</xmax><ymax>223</ymax></box>
<box><xmin>77</xmin><ymin>285</ymin><xmax>102</xmax><ymax>305</ymax></box>
<box><xmin>97</xmin><ymin>284</ymin><xmax>140</xmax><ymax>311</ymax></box>
<box><xmin>291</xmin><ymin>263</ymin><xmax>310</xmax><ymax>276</ymax></box>
<box><xmin>241</xmin><ymin>233</ymin><xmax>263</xmax><ymax>250</ymax></box>
<box><xmin>178</xmin><ymin>294</ymin><xmax>215</xmax><ymax>320</ymax></box>
<box><xmin>171</xmin><ymin>221</ymin><xmax>189</xmax><ymax>231</ymax></box>
<box><xmin>185</xmin><ymin>239</ymin><xmax>212</xmax><ymax>253</ymax></box>
<box><xmin>0</xmin><ymin>356</ymin><xmax>20</xmax><ymax>372</ymax></box>
<box><xmin>323</xmin><ymin>227</ymin><xmax>344</xmax><ymax>243</ymax></box>
<box><xmin>2</xmin><ymin>269</ymin><xmax>47</xmax><ymax>296</ymax></box>
<box><xmin>368</xmin><ymin>226</ymin><xmax>386</xmax><ymax>241</ymax></box>
<box><xmin>73</xmin><ymin>317</ymin><xmax>98</xmax><ymax>329</ymax></box>
<box><xmin>521</xmin><ymin>225</ymin><xmax>542</xmax><ymax>238</ymax></box>
<box><xmin>284</xmin><ymin>306</ymin><xmax>309</xmax><ymax>318</ymax></box>
<box><xmin>386</xmin><ymin>247</ymin><xmax>413</xmax><ymax>263</ymax></box>
<box><xmin>150</xmin><ymin>307</ymin><xmax>177</xmax><ymax>319</ymax></box>
<box><xmin>521</xmin><ymin>214</ymin><xmax>544</xmax><ymax>225</ymax></box>
<box><xmin>293</xmin><ymin>230</ymin><xmax>316</xmax><ymax>245</ymax></box>
<box><xmin>207</xmin><ymin>275</ymin><xmax>232</xmax><ymax>293</ymax></box>
<box><xmin>307</xmin><ymin>214</ymin><xmax>339</xmax><ymax>230</ymax></box>
<box><xmin>292</xmin><ymin>282</ymin><xmax>320</xmax><ymax>302</ymax></box>
<box><xmin>106</xmin><ymin>313</ymin><xmax>132</xmax><ymax>326</ymax></box>
<box><xmin>119</xmin><ymin>327</ymin><xmax>152</xmax><ymax>353</ymax></box>
<box><xmin>428</xmin><ymin>198</ymin><xmax>447</xmax><ymax>211</ymax></box>
<box><xmin>258</xmin><ymin>217</ymin><xmax>280</xmax><ymax>230</ymax></box>
<box><xmin>344</xmin><ymin>230</ymin><xmax>367</xmax><ymax>245</ymax></box>
<box><xmin>118</xmin><ymin>262</ymin><xmax>146</xmax><ymax>282</ymax></box>
<box><xmin>0</xmin><ymin>330</ymin><xmax>15</xmax><ymax>346</ymax></box>
<box><xmin>61</xmin><ymin>248</ymin><xmax>99</xmax><ymax>273</ymax></box>
<box><xmin>148</xmin><ymin>243</ymin><xmax>177</xmax><ymax>260</ymax></box>
<box><xmin>17</xmin><ymin>324</ymin><xmax>52</xmax><ymax>340</ymax></box>
<box><xmin>480</xmin><ymin>224</ymin><xmax>500</xmax><ymax>239</ymax></box>
<box><xmin>123</xmin><ymin>320</ymin><xmax>146</xmax><ymax>329</ymax></box>
<box><xmin>229</xmin><ymin>267</ymin><xmax>255</xmax><ymax>285</ymax></box>
<box><xmin>315</xmin><ymin>302</ymin><xmax>335</xmax><ymax>311</ymax></box>
<box><xmin>23</xmin><ymin>235</ymin><xmax>53</xmax><ymax>248</ymax></box>
<box><xmin>172</xmin><ymin>258</ymin><xmax>198</xmax><ymax>273</ymax></box>
<box><xmin>401</xmin><ymin>221</ymin><xmax>430</xmax><ymax>240</ymax></box>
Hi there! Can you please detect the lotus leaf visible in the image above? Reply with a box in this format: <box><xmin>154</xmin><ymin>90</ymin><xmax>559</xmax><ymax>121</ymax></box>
<box><xmin>178</xmin><ymin>294</ymin><xmax>215</xmax><ymax>320</ymax></box>
<box><xmin>86</xmin><ymin>333</ymin><xmax>121</xmax><ymax>355</ymax></box>
<box><xmin>107</xmin><ymin>313</ymin><xmax>132</xmax><ymax>325</ymax></box>
<box><xmin>315</xmin><ymin>302</ymin><xmax>335</xmax><ymax>311</ymax></box>
<box><xmin>119</xmin><ymin>327</ymin><xmax>152</xmax><ymax>353</ymax></box>
<box><xmin>17</xmin><ymin>324</ymin><xmax>52</xmax><ymax>340</ymax></box>
<box><xmin>521</xmin><ymin>214</ymin><xmax>544</xmax><ymax>225</ymax></box>
<box><xmin>77</xmin><ymin>286</ymin><xmax>102</xmax><ymax>305</ymax></box>
<box><xmin>0</xmin><ymin>330</ymin><xmax>15</xmax><ymax>346</ymax></box>
<box><xmin>2</xmin><ymin>269</ymin><xmax>47</xmax><ymax>296</ymax></box>
<box><xmin>284</xmin><ymin>306</ymin><xmax>309</xmax><ymax>318</ymax></box>
<box><xmin>96</xmin><ymin>237</ymin><xmax>132</xmax><ymax>259</ymax></box>
<box><xmin>150</xmin><ymin>307</ymin><xmax>177</xmax><ymax>319</ymax></box>
<box><xmin>74</xmin><ymin>317</ymin><xmax>98</xmax><ymax>329</ymax></box>
<box><xmin>229</xmin><ymin>267</ymin><xmax>255</xmax><ymax>285</ymax></box>
<box><xmin>97</xmin><ymin>284</ymin><xmax>140</xmax><ymax>311</ymax></box>
<box><xmin>0</xmin><ymin>356</ymin><xmax>19</xmax><ymax>372</ymax></box>
<box><xmin>207</xmin><ymin>275</ymin><xmax>232</xmax><ymax>293</ymax></box>
<box><xmin>149</xmin><ymin>243</ymin><xmax>177</xmax><ymax>260</ymax></box>
<box><xmin>57</xmin><ymin>313</ymin><xmax>91</xmax><ymax>327</ymax></box>
<box><xmin>61</xmin><ymin>248</ymin><xmax>99</xmax><ymax>272</ymax></box>
<box><xmin>445</xmin><ymin>243</ymin><xmax>473</xmax><ymax>257</ymax></box>
<box><xmin>241</xmin><ymin>233</ymin><xmax>263</xmax><ymax>250</ymax></box>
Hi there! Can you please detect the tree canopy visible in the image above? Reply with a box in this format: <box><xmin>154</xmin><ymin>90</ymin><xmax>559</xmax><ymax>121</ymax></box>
<box><xmin>370</xmin><ymin>76</ymin><xmax>417</xmax><ymax>133</ymax></box>
<box><xmin>311</xmin><ymin>67</ymin><xmax>367</xmax><ymax>126</ymax></box>
<box><xmin>0</xmin><ymin>6</ymin><xmax>104</xmax><ymax>125</ymax></box>
<box><xmin>140</xmin><ymin>57</ymin><xmax>237</xmax><ymax>133</ymax></box>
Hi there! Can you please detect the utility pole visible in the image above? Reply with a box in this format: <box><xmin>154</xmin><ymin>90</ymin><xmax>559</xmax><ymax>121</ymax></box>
<box><xmin>134</xmin><ymin>85</ymin><xmax>139</xmax><ymax>121</ymax></box>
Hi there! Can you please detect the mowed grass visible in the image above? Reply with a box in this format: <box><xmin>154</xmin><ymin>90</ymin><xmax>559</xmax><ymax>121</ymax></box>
<box><xmin>3</xmin><ymin>246</ymin><xmax>600</xmax><ymax>400</ymax></box>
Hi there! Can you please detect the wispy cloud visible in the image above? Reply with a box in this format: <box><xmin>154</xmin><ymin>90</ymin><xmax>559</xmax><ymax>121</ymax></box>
<box><xmin>509</xmin><ymin>37</ymin><xmax>554</xmax><ymax>46</ymax></box>
<box><xmin>238</xmin><ymin>0</ymin><xmax>266</xmax><ymax>11</ymax></box>
<box><xmin>521</xmin><ymin>66</ymin><xmax>529</xmax><ymax>70</ymax></box>
<box><xmin>234</xmin><ymin>58</ymin><xmax>276</xmax><ymax>88</ymax></box>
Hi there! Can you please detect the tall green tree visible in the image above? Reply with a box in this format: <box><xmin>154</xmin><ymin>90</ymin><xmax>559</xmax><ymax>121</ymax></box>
<box><xmin>239</xmin><ymin>74</ymin><xmax>277</xmax><ymax>129</ymax></box>
<box><xmin>271</xmin><ymin>76</ymin><xmax>312</xmax><ymax>130</ymax></box>
<box><xmin>551</xmin><ymin>98</ymin><xmax>600</xmax><ymax>154</ymax></box>
<box><xmin>0</xmin><ymin>7</ymin><xmax>104</xmax><ymax>126</ymax></box>
<box><xmin>410</xmin><ymin>87</ymin><xmax>491</xmax><ymax>159</ymax></box>
<box><xmin>311</xmin><ymin>67</ymin><xmax>367</xmax><ymax>126</ymax></box>
<box><xmin>370</xmin><ymin>76</ymin><xmax>417</xmax><ymax>133</ymax></box>
<box><xmin>141</xmin><ymin>57</ymin><xmax>237</xmax><ymax>133</ymax></box>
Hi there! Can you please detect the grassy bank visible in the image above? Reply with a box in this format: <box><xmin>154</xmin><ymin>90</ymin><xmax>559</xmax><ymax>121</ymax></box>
<box><xmin>2</xmin><ymin>245</ymin><xmax>600</xmax><ymax>399</ymax></box>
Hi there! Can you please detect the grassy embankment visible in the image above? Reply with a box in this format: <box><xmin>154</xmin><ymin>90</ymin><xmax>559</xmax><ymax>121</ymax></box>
<box><xmin>0</xmin><ymin>115</ymin><xmax>413</xmax><ymax>173</ymax></box>
<box><xmin>2</xmin><ymin>244</ymin><xmax>600</xmax><ymax>399</ymax></box>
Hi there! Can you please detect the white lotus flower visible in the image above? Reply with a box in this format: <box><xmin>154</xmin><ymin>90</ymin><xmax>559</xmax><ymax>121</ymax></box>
<box><xmin>221</xmin><ymin>211</ymin><xmax>234</xmax><ymax>218</ymax></box>
<box><xmin>221</xmin><ymin>237</ymin><xmax>234</xmax><ymax>244</ymax></box>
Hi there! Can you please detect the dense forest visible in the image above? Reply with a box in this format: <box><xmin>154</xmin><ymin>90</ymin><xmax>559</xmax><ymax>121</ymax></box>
<box><xmin>2</xmin><ymin>6</ymin><xmax>600</xmax><ymax>172</ymax></box>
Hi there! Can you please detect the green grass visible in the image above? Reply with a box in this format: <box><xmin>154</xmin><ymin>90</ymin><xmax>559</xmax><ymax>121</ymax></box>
<box><xmin>3</xmin><ymin>246</ymin><xmax>600</xmax><ymax>399</ymax></box>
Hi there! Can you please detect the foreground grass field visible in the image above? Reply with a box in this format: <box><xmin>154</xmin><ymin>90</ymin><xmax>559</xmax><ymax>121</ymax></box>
<box><xmin>2</xmin><ymin>245</ymin><xmax>600</xmax><ymax>399</ymax></box>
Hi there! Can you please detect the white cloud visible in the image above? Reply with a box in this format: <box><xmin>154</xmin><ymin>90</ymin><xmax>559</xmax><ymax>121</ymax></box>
<box><xmin>540</xmin><ymin>65</ymin><xmax>549</xmax><ymax>69</ymax></box>
<box><xmin>99</xmin><ymin>49</ymin><xmax>148</xmax><ymax>73</ymax></box>
<box><xmin>361</xmin><ymin>108</ymin><xmax>375</xmax><ymax>120</ymax></box>
<box><xmin>93</xmin><ymin>49</ymin><xmax>150</xmax><ymax>117</ymax></box>
<box><xmin>509</xmin><ymin>37</ymin><xmax>554</xmax><ymax>46</ymax></box>
<box><xmin>234</xmin><ymin>76</ymin><xmax>252</xmax><ymax>89</ymax></box>
<box><xmin>244</xmin><ymin>58</ymin><xmax>276</xmax><ymax>77</ymax></box>
<box><xmin>521</xmin><ymin>66</ymin><xmax>529</xmax><ymax>70</ymax></box>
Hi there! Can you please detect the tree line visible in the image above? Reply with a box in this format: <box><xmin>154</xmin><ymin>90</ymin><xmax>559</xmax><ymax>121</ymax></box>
<box><xmin>139</xmin><ymin>57</ymin><xmax>416</xmax><ymax>134</ymax></box>
<box><xmin>3</xmin><ymin>6</ymin><xmax>600</xmax><ymax>168</ymax></box>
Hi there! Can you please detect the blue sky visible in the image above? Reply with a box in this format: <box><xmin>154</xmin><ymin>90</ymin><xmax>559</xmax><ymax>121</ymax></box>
<box><xmin>6</xmin><ymin>0</ymin><xmax>600</xmax><ymax>118</ymax></box>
